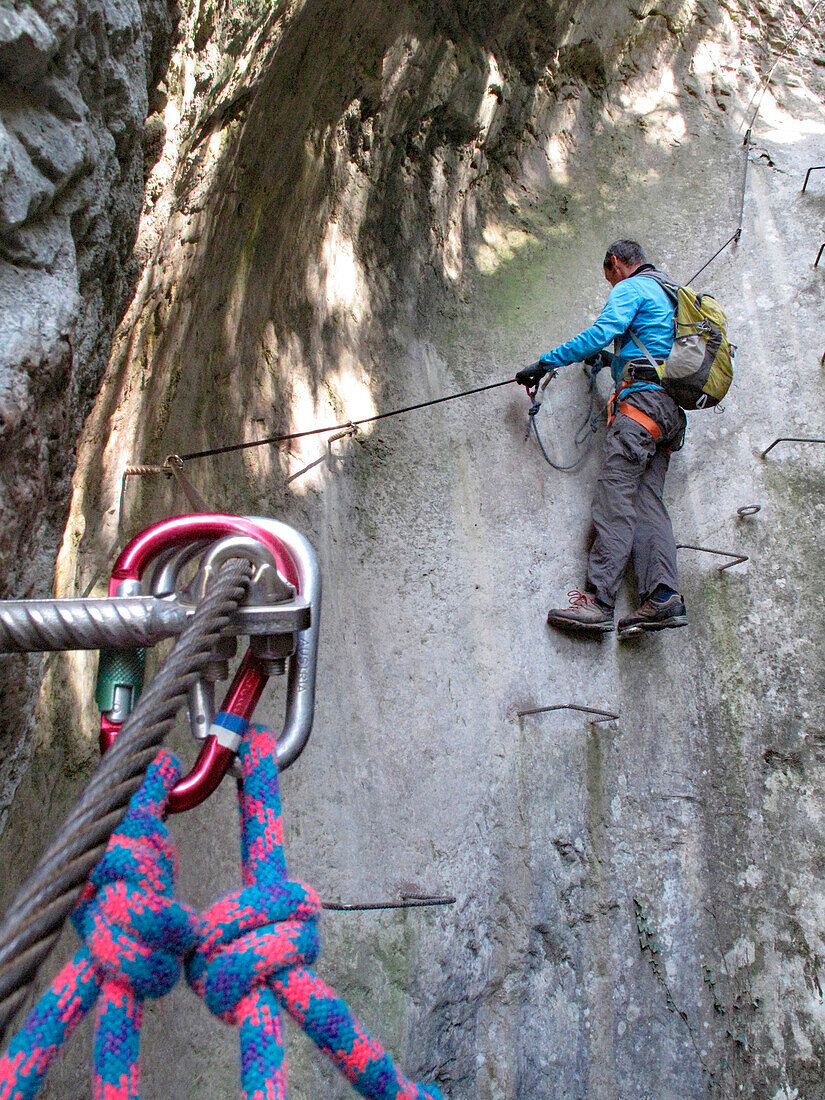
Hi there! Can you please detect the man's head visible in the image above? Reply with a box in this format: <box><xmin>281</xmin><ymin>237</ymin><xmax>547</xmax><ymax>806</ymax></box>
<box><xmin>603</xmin><ymin>239</ymin><xmax>646</xmax><ymax>286</ymax></box>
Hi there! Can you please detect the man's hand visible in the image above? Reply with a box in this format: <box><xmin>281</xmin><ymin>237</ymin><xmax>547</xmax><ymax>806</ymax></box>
<box><xmin>515</xmin><ymin>361</ymin><xmax>549</xmax><ymax>388</ymax></box>
<box><xmin>583</xmin><ymin>350</ymin><xmax>613</xmax><ymax>375</ymax></box>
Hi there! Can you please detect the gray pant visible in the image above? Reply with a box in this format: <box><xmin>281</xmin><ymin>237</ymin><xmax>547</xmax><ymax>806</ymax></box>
<box><xmin>586</xmin><ymin>388</ymin><xmax>685</xmax><ymax>608</ymax></box>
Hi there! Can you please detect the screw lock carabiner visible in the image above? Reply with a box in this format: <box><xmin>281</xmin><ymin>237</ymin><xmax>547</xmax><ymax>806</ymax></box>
<box><xmin>95</xmin><ymin>647</ymin><xmax>146</xmax><ymax>721</ymax></box>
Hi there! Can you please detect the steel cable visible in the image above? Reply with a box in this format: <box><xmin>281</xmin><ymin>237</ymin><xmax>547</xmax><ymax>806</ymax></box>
<box><xmin>740</xmin><ymin>0</ymin><xmax>825</xmax><ymax>132</ymax></box>
<box><xmin>174</xmin><ymin>377</ymin><xmax>516</xmax><ymax>463</ymax></box>
<box><xmin>0</xmin><ymin>557</ymin><xmax>252</xmax><ymax>1043</ymax></box>
<box><xmin>686</xmin><ymin>127</ymin><xmax>751</xmax><ymax>285</ymax></box>
<box><xmin>694</xmin><ymin>0</ymin><xmax>823</xmax><ymax>282</ymax></box>
<box><xmin>125</xmin><ymin>9</ymin><xmax>824</xmax><ymax>486</ymax></box>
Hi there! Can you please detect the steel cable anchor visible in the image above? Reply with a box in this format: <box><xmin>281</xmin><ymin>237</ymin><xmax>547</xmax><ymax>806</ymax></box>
<box><xmin>0</xmin><ymin>517</ymin><xmax>320</xmax><ymax>810</ymax></box>
<box><xmin>0</xmin><ymin>515</ymin><xmax>321</xmax><ymax>814</ymax></box>
<box><xmin>97</xmin><ymin>514</ymin><xmax>321</xmax><ymax>812</ymax></box>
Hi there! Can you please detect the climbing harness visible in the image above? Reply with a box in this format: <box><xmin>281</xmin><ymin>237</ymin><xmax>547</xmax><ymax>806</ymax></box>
<box><xmin>523</xmin><ymin>365</ymin><xmax>602</xmax><ymax>471</ymax></box>
<box><xmin>605</xmin><ymin>387</ymin><xmax>664</xmax><ymax>442</ymax></box>
<box><xmin>118</xmin><ymin>8</ymin><xmax>816</xmax><ymax>501</ymax></box>
<box><xmin>0</xmin><ymin>729</ymin><xmax>441</xmax><ymax>1099</ymax></box>
<box><xmin>0</xmin><ymin>516</ymin><xmax>443</xmax><ymax>1097</ymax></box>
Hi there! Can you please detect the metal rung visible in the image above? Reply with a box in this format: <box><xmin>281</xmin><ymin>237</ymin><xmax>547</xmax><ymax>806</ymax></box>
<box><xmin>676</xmin><ymin>544</ymin><xmax>748</xmax><ymax>572</ymax></box>
<box><xmin>761</xmin><ymin>437</ymin><xmax>825</xmax><ymax>458</ymax></box>
<box><xmin>517</xmin><ymin>703</ymin><xmax>619</xmax><ymax>724</ymax></box>
<box><xmin>322</xmin><ymin>894</ymin><xmax>456</xmax><ymax>912</ymax></box>
<box><xmin>802</xmin><ymin>166</ymin><xmax>825</xmax><ymax>192</ymax></box>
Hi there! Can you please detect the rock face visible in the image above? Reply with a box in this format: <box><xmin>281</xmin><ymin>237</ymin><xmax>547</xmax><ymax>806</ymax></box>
<box><xmin>0</xmin><ymin>0</ymin><xmax>176</xmax><ymax>804</ymax></box>
<box><xmin>2</xmin><ymin>0</ymin><xmax>825</xmax><ymax>1097</ymax></box>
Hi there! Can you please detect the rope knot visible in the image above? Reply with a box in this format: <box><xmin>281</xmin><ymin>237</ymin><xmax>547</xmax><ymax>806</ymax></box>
<box><xmin>187</xmin><ymin>882</ymin><xmax>321</xmax><ymax>1022</ymax></box>
<box><xmin>72</xmin><ymin>751</ymin><xmax>198</xmax><ymax>999</ymax></box>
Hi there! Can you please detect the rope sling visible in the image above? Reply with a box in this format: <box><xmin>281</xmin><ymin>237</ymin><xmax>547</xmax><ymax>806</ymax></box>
<box><xmin>525</xmin><ymin>367</ymin><xmax>603</xmax><ymax>472</ymax></box>
<box><xmin>0</xmin><ymin>725</ymin><xmax>441</xmax><ymax>1100</ymax></box>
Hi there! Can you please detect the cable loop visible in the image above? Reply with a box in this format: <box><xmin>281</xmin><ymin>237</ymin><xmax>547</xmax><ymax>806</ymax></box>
<box><xmin>527</xmin><ymin>369</ymin><xmax>601</xmax><ymax>472</ymax></box>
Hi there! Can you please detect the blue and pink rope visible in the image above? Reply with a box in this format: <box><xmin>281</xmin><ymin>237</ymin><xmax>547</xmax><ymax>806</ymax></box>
<box><xmin>0</xmin><ymin>728</ymin><xmax>441</xmax><ymax>1100</ymax></box>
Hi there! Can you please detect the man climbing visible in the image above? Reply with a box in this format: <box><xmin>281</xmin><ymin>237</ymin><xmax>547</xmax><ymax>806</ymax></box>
<box><xmin>516</xmin><ymin>239</ymin><xmax>688</xmax><ymax>639</ymax></box>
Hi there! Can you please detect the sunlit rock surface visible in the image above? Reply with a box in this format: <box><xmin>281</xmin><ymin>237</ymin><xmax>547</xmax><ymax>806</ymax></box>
<box><xmin>1</xmin><ymin>0</ymin><xmax>825</xmax><ymax>1096</ymax></box>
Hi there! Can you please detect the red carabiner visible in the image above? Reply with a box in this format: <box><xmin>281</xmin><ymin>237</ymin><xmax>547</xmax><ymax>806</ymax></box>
<box><xmin>100</xmin><ymin>514</ymin><xmax>301</xmax><ymax>813</ymax></box>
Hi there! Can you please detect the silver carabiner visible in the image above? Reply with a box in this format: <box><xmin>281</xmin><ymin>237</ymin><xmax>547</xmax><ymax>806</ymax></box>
<box><xmin>246</xmin><ymin>517</ymin><xmax>321</xmax><ymax>770</ymax></box>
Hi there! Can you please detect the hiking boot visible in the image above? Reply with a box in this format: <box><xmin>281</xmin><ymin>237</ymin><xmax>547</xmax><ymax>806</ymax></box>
<box><xmin>547</xmin><ymin>590</ymin><xmax>614</xmax><ymax>634</ymax></box>
<box><xmin>617</xmin><ymin>593</ymin><xmax>687</xmax><ymax>638</ymax></box>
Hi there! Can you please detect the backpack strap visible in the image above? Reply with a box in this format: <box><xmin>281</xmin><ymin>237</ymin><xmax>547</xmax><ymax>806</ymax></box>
<box><xmin>627</xmin><ymin>329</ymin><xmax>661</xmax><ymax>371</ymax></box>
<box><xmin>626</xmin><ymin>268</ymin><xmax>679</xmax><ymax>371</ymax></box>
<box><xmin>632</xmin><ymin>269</ymin><xmax>680</xmax><ymax>303</ymax></box>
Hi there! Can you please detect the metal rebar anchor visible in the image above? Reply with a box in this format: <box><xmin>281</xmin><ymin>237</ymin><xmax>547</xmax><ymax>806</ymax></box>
<box><xmin>760</xmin><ymin>437</ymin><xmax>825</xmax><ymax>458</ymax></box>
<box><xmin>802</xmin><ymin>165</ymin><xmax>825</xmax><ymax>192</ymax></box>
<box><xmin>517</xmin><ymin>703</ymin><xmax>619</xmax><ymax>724</ymax></box>
<box><xmin>676</xmin><ymin>544</ymin><xmax>749</xmax><ymax>572</ymax></box>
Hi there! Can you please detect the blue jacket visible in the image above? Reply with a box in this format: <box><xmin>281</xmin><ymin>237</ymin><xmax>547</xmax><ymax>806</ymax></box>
<box><xmin>539</xmin><ymin>269</ymin><xmax>675</xmax><ymax>385</ymax></box>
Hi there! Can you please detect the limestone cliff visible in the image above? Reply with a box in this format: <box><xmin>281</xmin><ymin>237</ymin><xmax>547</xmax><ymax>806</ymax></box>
<box><xmin>0</xmin><ymin>0</ymin><xmax>175</xmax><ymax>802</ymax></box>
<box><xmin>1</xmin><ymin>0</ymin><xmax>825</xmax><ymax>1096</ymax></box>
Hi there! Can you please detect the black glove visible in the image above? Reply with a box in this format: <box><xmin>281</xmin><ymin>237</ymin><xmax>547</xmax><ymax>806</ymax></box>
<box><xmin>515</xmin><ymin>361</ymin><xmax>549</xmax><ymax>388</ymax></box>
<box><xmin>583</xmin><ymin>350</ymin><xmax>613</xmax><ymax>375</ymax></box>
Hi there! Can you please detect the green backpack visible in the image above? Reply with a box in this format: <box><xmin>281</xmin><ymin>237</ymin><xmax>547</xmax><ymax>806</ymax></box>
<box><xmin>629</xmin><ymin>272</ymin><xmax>735</xmax><ymax>410</ymax></box>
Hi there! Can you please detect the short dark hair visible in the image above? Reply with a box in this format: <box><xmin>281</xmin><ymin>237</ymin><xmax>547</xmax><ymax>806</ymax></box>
<box><xmin>604</xmin><ymin>240</ymin><xmax>646</xmax><ymax>267</ymax></box>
